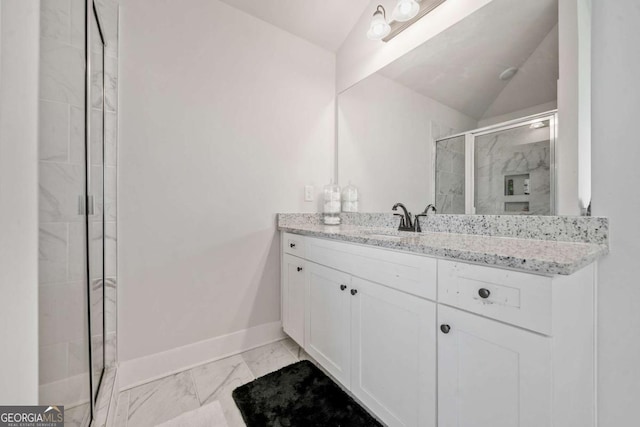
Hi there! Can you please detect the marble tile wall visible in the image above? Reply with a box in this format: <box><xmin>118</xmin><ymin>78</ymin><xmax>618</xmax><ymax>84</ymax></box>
<box><xmin>435</xmin><ymin>134</ymin><xmax>466</xmax><ymax>214</ymax></box>
<box><xmin>38</xmin><ymin>0</ymin><xmax>119</xmax><ymax>413</ymax></box>
<box><xmin>474</xmin><ymin>125</ymin><xmax>551</xmax><ymax>215</ymax></box>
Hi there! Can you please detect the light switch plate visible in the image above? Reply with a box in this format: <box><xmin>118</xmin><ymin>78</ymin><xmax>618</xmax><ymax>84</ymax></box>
<box><xmin>304</xmin><ymin>185</ymin><xmax>314</xmax><ymax>202</ymax></box>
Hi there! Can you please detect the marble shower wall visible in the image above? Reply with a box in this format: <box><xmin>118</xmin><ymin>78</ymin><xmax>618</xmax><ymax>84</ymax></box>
<box><xmin>475</xmin><ymin>125</ymin><xmax>551</xmax><ymax>215</ymax></box>
<box><xmin>38</xmin><ymin>0</ymin><xmax>118</xmax><ymax>409</ymax></box>
<box><xmin>435</xmin><ymin>134</ymin><xmax>466</xmax><ymax>214</ymax></box>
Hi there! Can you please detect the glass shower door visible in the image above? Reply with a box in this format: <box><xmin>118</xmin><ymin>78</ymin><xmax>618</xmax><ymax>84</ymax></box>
<box><xmin>38</xmin><ymin>1</ymin><xmax>108</xmax><ymax>424</ymax></box>
<box><xmin>473</xmin><ymin>116</ymin><xmax>555</xmax><ymax>215</ymax></box>
<box><xmin>37</xmin><ymin>0</ymin><xmax>92</xmax><ymax>424</ymax></box>
<box><xmin>88</xmin><ymin>2</ymin><xmax>106</xmax><ymax>405</ymax></box>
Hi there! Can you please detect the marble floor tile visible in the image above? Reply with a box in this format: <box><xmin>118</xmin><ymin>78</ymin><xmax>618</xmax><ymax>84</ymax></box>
<box><xmin>241</xmin><ymin>341</ymin><xmax>297</xmax><ymax>378</ymax></box>
<box><xmin>64</xmin><ymin>403</ymin><xmax>89</xmax><ymax>427</ymax></box>
<box><xmin>113</xmin><ymin>390</ymin><xmax>129</xmax><ymax>427</ymax></box>
<box><xmin>279</xmin><ymin>337</ymin><xmax>298</xmax><ymax>354</ymax></box>
<box><xmin>114</xmin><ymin>341</ymin><xmax>310</xmax><ymax>427</ymax></box>
<box><xmin>126</xmin><ymin>371</ymin><xmax>200</xmax><ymax>427</ymax></box>
<box><xmin>190</xmin><ymin>355</ymin><xmax>254</xmax><ymax>427</ymax></box>
<box><xmin>279</xmin><ymin>338</ymin><xmax>313</xmax><ymax>363</ymax></box>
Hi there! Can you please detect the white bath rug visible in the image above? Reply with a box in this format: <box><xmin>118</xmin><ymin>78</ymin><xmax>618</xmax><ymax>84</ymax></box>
<box><xmin>155</xmin><ymin>401</ymin><xmax>228</xmax><ymax>427</ymax></box>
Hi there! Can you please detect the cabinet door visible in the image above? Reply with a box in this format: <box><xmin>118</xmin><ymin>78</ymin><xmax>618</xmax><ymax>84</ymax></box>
<box><xmin>282</xmin><ymin>253</ymin><xmax>305</xmax><ymax>346</ymax></box>
<box><xmin>438</xmin><ymin>305</ymin><xmax>552</xmax><ymax>427</ymax></box>
<box><xmin>305</xmin><ymin>262</ymin><xmax>351</xmax><ymax>387</ymax></box>
<box><xmin>350</xmin><ymin>277</ymin><xmax>436</xmax><ymax>427</ymax></box>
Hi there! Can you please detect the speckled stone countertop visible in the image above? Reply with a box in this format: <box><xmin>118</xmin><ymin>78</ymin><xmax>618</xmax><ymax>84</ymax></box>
<box><xmin>277</xmin><ymin>214</ymin><xmax>609</xmax><ymax>276</ymax></box>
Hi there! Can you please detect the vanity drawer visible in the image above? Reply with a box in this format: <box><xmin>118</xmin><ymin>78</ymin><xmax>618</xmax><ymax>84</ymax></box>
<box><xmin>283</xmin><ymin>232</ymin><xmax>305</xmax><ymax>258</ymax></box>
<box><xmin>438</xmin><ymin>260</ymin><xmax>552</xmax><ymax>335</ymax></box>
<box><xmin>305</xmin><ymin>236</ymin><xmax>436</xmax><ymax>300</ymax></box>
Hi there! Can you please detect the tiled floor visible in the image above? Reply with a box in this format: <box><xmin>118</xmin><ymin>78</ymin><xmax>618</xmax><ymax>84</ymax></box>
<box><xmin>64</xmin><ymin>403</ymin><xmax>89</xmax><ymax>427</ymax></box>
<box><xmin>113</xmin><ymin>339</ymin><xmax>311</xmax><ymax>427</ymax></box>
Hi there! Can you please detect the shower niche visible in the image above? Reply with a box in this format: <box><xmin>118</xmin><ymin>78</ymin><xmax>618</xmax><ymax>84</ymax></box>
<box><xmin>504</xmin><ymin>173</ymin><xmax>531</xmax><ymax>213</ymax></box>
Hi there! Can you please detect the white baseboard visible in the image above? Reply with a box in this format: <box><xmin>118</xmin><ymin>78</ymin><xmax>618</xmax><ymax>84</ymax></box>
<box><xmin>118</xmin><ymin>321</ymin><xmax>285</xmax><ymax>391</ymax></box>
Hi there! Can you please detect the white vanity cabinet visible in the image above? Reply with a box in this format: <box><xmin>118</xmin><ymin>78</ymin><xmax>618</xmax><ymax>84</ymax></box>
<box><xmin>289</xmin><ymin>233</ymin><xmax>437</xmax><ymax>427</ymax></box>
<box><xmin>280</xmin><ymin>232</ymin><xmax>596</xmax><ymax>427</ymax></box>
<box><xmin>305</xmin><ymin>261</ymin><xmax>352</xmax><ymax>386</ymax></box>
<box><xmin>281</xmin><ymin>232</ymin><xmax>309</xmax><ymax>347</ymax></box>
<box><xmin>350</xmin><ymin>276</ymin><xmax>436</xmax><ymax>427</ymax></box>
<box><xmin>437</xmin><ymin>304</ymin><xmax>552</xmax><ymax>427</ymax></box>
<box><xmin>281</xmin><ymin>253</ymin><xmax>306</xmax><ymax>346</ymax></box>
<box><xmin>436</xmin><ymin>259</ymin><xmax>595</xmax><ymax>427</ymax></box>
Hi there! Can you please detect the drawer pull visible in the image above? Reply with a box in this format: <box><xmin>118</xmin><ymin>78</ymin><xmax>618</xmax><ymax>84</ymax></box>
<box><xmin>478</xmin><ymin>288</ymin><xmax>491</xmax><ymax>299</ymax></box>
<box><xmin>340</xmin><ymin>284</ymin><xmax>347</xmax><ymax>291</ymax></box>
<box><xmin>350</xmin><ymin>289</ymin><xmax>358</xmax><ymax>296</ymax></box>
<box><xmin>440</xmin><ymin>324</ymin><xmax>451</xmax><ymax>334</ymax></box>
<box><xmin>297</xmin><ymin>267</ymin><xmax>303</xmax><ymax>272</ymax></box>
<box><xmin>289</xmin><ymin>243</ymin><xmax>296</xmax><ymax>248</ymax></box>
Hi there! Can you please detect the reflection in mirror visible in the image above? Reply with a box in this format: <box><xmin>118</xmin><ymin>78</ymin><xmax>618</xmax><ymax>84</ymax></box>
<box><xmin>473</xmin><ymin>116</ymin><xmax>555</xmax><ymax>215</ymax></box>
<box><xmin>338</xmin><ymin>0</ymin><xmax>559</xmax><ymax>215</ymax></box>
<box><xmin>435</xmin><ymin>135</ymin><xmax>465</xmax><ymax>214</ymax></box>
<box><xmin>435</xmin><ymin>112</ymin><xmax>557</xmax><ymax>215</ymax></box>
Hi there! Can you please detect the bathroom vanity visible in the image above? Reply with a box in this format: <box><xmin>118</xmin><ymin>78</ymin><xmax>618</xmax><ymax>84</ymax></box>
<box><xmin>278</xmin><ymin>213</ymin><xmax>608</xmax><ymax>427</ymax></box>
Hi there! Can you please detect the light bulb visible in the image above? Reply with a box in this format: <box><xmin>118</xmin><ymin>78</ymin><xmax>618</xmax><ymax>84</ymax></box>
<box><xmin>367</xmin><ymin>6</ymin><xmax>391</xmax><ymax>40</ymax></box>
<box><xmin>392</xmin><ymin>0</ymin><xmax>419</xmax><ymax>22</ymax></box>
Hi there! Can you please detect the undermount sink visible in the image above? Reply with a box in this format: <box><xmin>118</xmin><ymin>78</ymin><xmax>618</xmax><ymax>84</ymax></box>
<box><xmin>365</xmin><ymin>231</ymin><xmax>407</xmax><ymax>240</ymax></box>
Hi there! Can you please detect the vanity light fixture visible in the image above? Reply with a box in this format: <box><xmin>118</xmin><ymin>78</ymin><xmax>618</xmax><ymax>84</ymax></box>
<box><xmin>530</xmin><ymin>121</ymin><xmax>548</xmax><ymax>129</ymax></box>
<box><xmin>368</xmin><ymin>0</ymin><xmax>447</xmax><ymax>43</ymax></box>
<box><xmin>367</xmin><ymin>5</ymin><xmax>391</xmax><ymax>40</ymax></box>
<box><xmin>392</xmin><ymin>0</ymin><xmax>420</xmax><ymax>22</ymax></box>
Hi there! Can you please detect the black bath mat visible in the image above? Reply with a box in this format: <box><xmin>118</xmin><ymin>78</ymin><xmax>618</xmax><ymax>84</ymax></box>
<box><xmin>232</xmin><ymin>360</ymin><xmax>383</xmax><ymax>427</ymax></box>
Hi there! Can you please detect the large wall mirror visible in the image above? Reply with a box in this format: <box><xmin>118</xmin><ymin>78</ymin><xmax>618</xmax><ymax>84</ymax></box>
<box><xmin>338</xmin><ymin>0</ymin><xmax>576</xmax><ymax>216</ymax></box>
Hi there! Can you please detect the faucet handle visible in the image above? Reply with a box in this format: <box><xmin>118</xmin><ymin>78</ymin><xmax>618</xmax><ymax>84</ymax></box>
<box><xmin>423</xmin><ymin>204</ymin><xmax>437</xmax><ymax>214</ymax></box>
<box><xmin>414</xmin><ymin>213</ymin><xmax>428</xmax><ymax>232</ymax></box>
<box><xmin>393</xmin><ymin>213</ymin><xmax>406</xmax><ymax>228</ymax></box>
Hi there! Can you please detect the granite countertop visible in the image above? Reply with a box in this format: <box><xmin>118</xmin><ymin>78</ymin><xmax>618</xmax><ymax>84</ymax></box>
<box><xmin>278</xmin><ymin>222</ymin><xmax>608</xmax><ymax>276</ymax></box>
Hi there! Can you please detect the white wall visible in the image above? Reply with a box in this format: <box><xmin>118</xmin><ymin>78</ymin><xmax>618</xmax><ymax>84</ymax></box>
<box><xmin>0</xmin><ymin>0</ymin><xmax>40</xmax><ymax>404</ymax></box>
<box><xmin>557</xmin><ymin>0</ymin><xmax>591</xmax><ymax>215</ymax></box>
<box><xmin>118</xmin><ymin>0</ymin><xmax>335</xmax><ymax>363</ymax></box>
<box><xmin>592</xmin><ymin>0</ymin><xmax>640</xmax><ymax>425</ymax></box>
<box><xmin>338</xmin><ymin>73</ymin><xmax>476</xmax><ymax>212</ymax></box>
<box><xmin>336</xmin><ymin>0</ymin><xmax>493</xmax><ymax>93</ymax></box>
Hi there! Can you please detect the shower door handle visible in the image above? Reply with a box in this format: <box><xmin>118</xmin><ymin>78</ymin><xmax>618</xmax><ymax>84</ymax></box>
<box><xmin>87</xmin><ymin>195</ymin><xmax>95</xmax><ymax>216</ymax></box>
<box><xmin>79</xmin><ymin>195</ymin><xmax>96</xmax><ymax>216</ymax></box>
<box><xmin>78</xmin><ymin>195</ymin><xmax>85</xmax><ymax>215</ymax></box>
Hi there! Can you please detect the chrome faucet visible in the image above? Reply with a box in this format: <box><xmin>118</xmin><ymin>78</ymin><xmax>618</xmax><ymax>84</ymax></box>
<box><xmin>414</xmin><ymin>204</ymin><xmax>437</xmax><ymax>232</ymax></box>
<box><xmin>392</xmin><ymin>203</ymin><xmax>414</xmax><ymax>231</ymax></box>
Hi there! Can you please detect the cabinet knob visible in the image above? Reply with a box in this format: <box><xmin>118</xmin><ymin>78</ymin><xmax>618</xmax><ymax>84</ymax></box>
<box><xmin>289</xmin><ymin>243</ymin><xmax>296</xmax><ymax>248</ymax></box>
<box><xmin>350</xmin><ymin>289</ymin><xmax>358</xmax><ymax>296</ymax></box>
<box><xmin>440</xmin><ymin>324</ymin><xmax>451</xmax><ymax>334</ymax></box>
<box><xmin>297</xmin><ymin>266</ymin><xmax>303</xmax><ymax>272</ymax></box>
<box><xmin>340</xmin><ymin>284</ymin><xmax>347</xmax><ymax>291</ymax></box>
<box><xmin>478</xmin><ymin>288</ymin><xmax>491</xmax><ymax>299</ymax></box>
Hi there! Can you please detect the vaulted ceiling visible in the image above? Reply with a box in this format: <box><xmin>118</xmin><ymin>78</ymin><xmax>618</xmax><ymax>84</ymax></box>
<box><xmin>217</xmin><ymin>0</ymin><xmax>371</xmax><ymax>52</ymax></box>
<box><xmin>379</xmin><ymin>0</ymin><xmax>559</xmax><ymax>120</ymax></box>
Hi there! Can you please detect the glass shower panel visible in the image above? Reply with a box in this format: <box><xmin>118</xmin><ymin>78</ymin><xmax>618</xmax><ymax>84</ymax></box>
<box><xmin>435</xmin><ymin>135</ymin><xmax>466</xmax><ymax>214</ymax></box>
<box><xmin>37</xmin><ymin>0</ymin><xmax>91</xmax><ymax>423</ymax></box>
<box><xmin>89</xmin><ymin>7</ymin><xmax>106</xmax><ymax>403</ymax></box>
<box><xmin>474</xmin><ymin>121</ymin><xmax>553</xmax><ymax>215</ymax></box>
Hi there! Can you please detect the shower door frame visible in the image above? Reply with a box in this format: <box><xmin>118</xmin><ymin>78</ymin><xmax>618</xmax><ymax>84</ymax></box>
<box><xmin>433</xmin><ymin>110</ymin><xmax>557</xmax><ymax>215</ymax></box>
<box><xmin>85</xmin><ymin>0</ymin><xmax>107</xmax><ymax>421</ymax></box>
